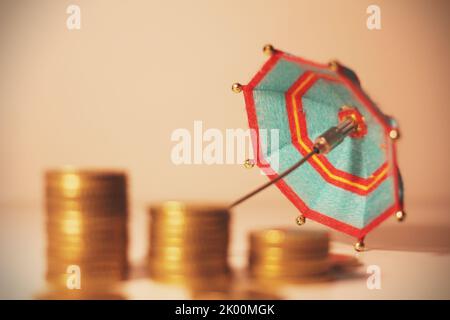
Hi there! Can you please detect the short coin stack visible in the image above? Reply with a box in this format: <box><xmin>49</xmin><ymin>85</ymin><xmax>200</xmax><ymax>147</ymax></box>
<box><xmin>45</xmin><ymin>169</ymin><xmax>128</xmax><ymax>294</ymax></box>
<box><xmin>148</xmin><ymin>201</ymin><xmax>231</xmax><ymax>288</ymax></box>
<box><xmin>248</xmin><ymin>228</ymin><xmax>330</xmax><ymax>284</ymax></box>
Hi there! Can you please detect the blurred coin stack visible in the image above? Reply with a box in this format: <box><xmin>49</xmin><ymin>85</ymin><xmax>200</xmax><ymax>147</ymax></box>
<box><xmin>249</xmin><ymin>228</ymin><xmax>331</xmax><ymax>284</ymax></box>
<box><xmin>148</xmin><ymin>201</ymin><xmax>231</xmax><ymax>288</ymax></box>
<box><xmin>45</xmin><ymin>169</ymin><xmax>128</xmax><ymax>293</ymax></box>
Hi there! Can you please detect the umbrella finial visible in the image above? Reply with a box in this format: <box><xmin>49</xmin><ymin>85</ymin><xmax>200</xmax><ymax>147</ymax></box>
<box><xmin>231</xmin><ymin>83</ymin><xmax>243</xmax><ymax>93</ymax></box>
<box><xmin>295</xmin><ymin>214</ymin><xmax>306</xmax><ymax>226</ymax></box>
<box><xmin>395</xmin><ymin>210</ymin><xmax>406</xmax><ymax>222</ymax></box>
<box><xmin>263</xmin><ymin>44</ymin><xmax>275</xmax><ymax>56</ymax></box>
<box><xmin>389</xmin><ymin>129</ymin><xmax>400</xmax><ymax>140</ymax></box>
<box><xmin>243</xmin><ymin>159</ymin><xmax>255</xmax><ymax>169</ymax></box>
<box><xmin>328</xmin><ymin>60</ymin><xmax>340</xmax><ymax>72</ymax></box>
<box><xmin>354</xmin><ymin>238</ymin><xmax>365</xmax><ymax>252</ymax></box>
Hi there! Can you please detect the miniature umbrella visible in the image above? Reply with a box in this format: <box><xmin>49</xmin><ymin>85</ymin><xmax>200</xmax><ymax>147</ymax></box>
<box><xmin>230</xmin><ymin>45</ymin><xmax>404</xmax><ymax>250</ymax></box>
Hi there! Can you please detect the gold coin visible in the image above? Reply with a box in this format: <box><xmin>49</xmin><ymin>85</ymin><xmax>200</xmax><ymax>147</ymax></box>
<box><xmin>149</xmin><ymin>271</ymin><xmax>231</xmax><ymax>288</ymax></box>
<box><xmin>46</xmin><ymin>271</ymin><xmax>126</xmax><ymax>289</ymax></box>
<box><xmin>46</xmin><ymin>191</ymin><xmax>127</xmax><ymax>199</ymax></box>
<box><xmin>249</xmin><ymin>243</ymin><xmax>328</xmax><ymax>254</ymax></box>
<box><xmin>148</xmin><ymin>255</ymin><xmax>225</xmax><ymax>264</ymax></box>
<box><xmin>45</xmin><ymin>170</ymin><xmax>127</xmax><ymax>197</ymax></box>
<box><xmin>150</xmin><ymin>230</ymin><xmax>228</xmax><ymax>241</ymax></box>
<box><xmin>37</xmin><ymin>290</ymin><xmax>126</xmax><ymax>300</ymax></box>
<box><xmin>149</xmin><ymin>245</ymin><xmax>226</xmax><ymax>257</ymax></box>
<box><xmin>47</xmin><ymin>226</ymin><xmax>127</xmax><ymax>237</ymax></box>
<box><xmin>149</xmin><ymin>230</ymin><xmax>230</xmax><ymax>242</ymax></box>
<box><xmin>47</xmin><ymin>242</ymin><xmax>127</xmax><ymax>252</ymax></box>
<box><xmin>151</xmin><ymin>217</ymin><xmax>228</xmax><ymax>225</ymax></box>
<box><xmin>46</xmin><ymin>218</ymin><xmax>127</xmax><ymax>231</ymax></box>
<box><xmin>46</xmin><ymin>268</ymin><xmax>127</xmax><ymax>279</ymax></box>
<box><xmin>149</xmin><ymin>237</ymin><xmax>228</xmax><ymax>249</ymax></box>
<box><xmin>150</xmin><ymin>230</ymin><xmax>230</xmax><ymax>243</ymax></box>
<box><xmin>150</xmin><ymin>212</ymin><xmax>230</xmax><ymax>220</ymax></box>
<box><xmin>46</xmin><ymin>255</ymin><xmax>128</xmax><ymax>266</ymax></box>
<box><xmin>149</xmin><ymin>246</ymin><xmax>227</xmax><ymax>255</ymax></box>
<box><xmin>46</xmin><ymin>259</ymin><xmax>127</xmax><ymax>269</ymax></box>
<box><xmin>47</xmin><ymin>241</ymin><xmax>127</xmax><ymax>252</ymax></box>
<box><xmin>249</xmin><ymin>228</ymin><xmax>328</xmax><ymax>247</ymax></box>
<box><xmin>47</xmin><ymin>218</ymin><xmax>126</xmax><ymax>228</ymax></box>
<box><xmin>149</xmin><ymin>256</ymin><xmax>228</xmax><ymax>267</ymax></box>
<box><xmin>149</xmin><ymin>259</ymin><xmax>228</xmax><ymax>272</ymax></box>
<box><xmin>46</xmin><ymin>226</ymin><xmax>127</xmax><ymax>236</ymax></box>
<box><xmin>46</xmin><ymin>198</ymin><xmax>127</xmax><ymax>211</ymax></box>
<box><xmin>46</xmin><ymin>254</ymin><xmax>126</xmax><ymax>264</ymax></box>
<box><xmin>45</xmin><ymin>189</ymin><xmax>127</xmax><ymax>201</ymax></box>
<box><xmin>47</xmin><ymin>236</ymin><xmax>127</xmax><ymax>247</ymax></box>
<box><xmin>149</xmin><ymin>264</ymin><xmax>230</xmax><ymax>277</ymax></box>
<box><xmin>149</xmin><ymin>201</ymin><xmax>229</xmax><ymax>216</ymax></box>
<box><xmin>150</xmin><ymin>221</ymin><xmax>228</xmax><ymax>232</ymax></box>
<box><xmin>249</xmin><ymin>239</ymin><xmax>329</xmax><ymax>250</ymax></box>
<box><xmin>46</xmin><ymin>247</ymin><xmax>126</xmax><ymax>261</ymax></box>
<box><xmin>46</xmin><ymin>233</ymin><xmax>127</xmax><ymax>243</ymax></box>
<box><xmin>47</xmin><ymin>243</ymin><xmax>128</xmax><ymax>254</ymax></box>
<box><xmin>46</xmin><ymin>270</ymin><xmax>127</xmax><ymax>283</ymax></box>
<box><xmin>47</xmin><ymin>233</ymin><xmax>127</xmax><ymax>242</ymax></box>
<box><xmin>46</xmin><ymin>268</ymin><xmax>128</xmax><ymax>281</ymax></box>
<box><xmin>148</xmin><ymin>252</ymin><xmax>228</xmax><ymax>264</ymax></box>
<box><xmin>250</xmin><ymin>273</ymin><xmax>333</xmax><ymax>285</ymax></box>
<box><xmin>150</xmin><ymin>220</ymin><xmax>229</xmax><ymax>232</ymax></box>
<box><xmin>47</xmin><ymin>250</ymin><xmax>127</xmax><ymax>261</ymax></box>
<box><xmin>148</xmin><ymin>251</ymin><xmax>228</xmax><ymax>264</ymax></box>
<box><xmin>249</xmin><ymin>259</ymin><xmax>330</xmax><ymax>277</ymax></box>
<box><xmin>45</xmin><ymin>178</ymin><xmax>126</xmax><ymax>189</ymax></box>
<box><xmin>45</xmin><ymin>170</ymin><xmax>127</xmax><ymax>188</ymax></box>
<box><xmin>249</xmin><ymin>246</ymin><xmax>328</xmax><ymax>262</ymax></box>
<box><xmin>147</xmin><ymin>201</ymin><xmax>231</xmax><ymax>284</ymax></box>
<box><xmin>46</xmin><ymin>209</ymin><xmax>127</xmax><ymax>219</ymax></box>
<box><xmin>45</xmin><ymin>184</ymin><xmax>126</xmax><ymax>193</ymax></box>
<box><xmin>47</xmin><ymin>255</ymin><xmax>127</xmax><ymax>266</ymax></box>
<box><xmin>150</xmin><ymin>221</ymin><xmax>228</xmax><ymax>231</ymax></box>
<box><xmin>46</xmin><ymin>229</ymin><xmax>127</xmax><ymax>239</ymax></box>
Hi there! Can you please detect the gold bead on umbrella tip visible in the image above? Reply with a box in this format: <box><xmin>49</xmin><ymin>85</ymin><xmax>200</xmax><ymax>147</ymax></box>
<box><xmin>243</xmin><ymin>159</ymin><xmax>255</xmax><ymax>169</ymax></box>
<box><xmin>231</xmin><ymin>83</ymin><xmax>243</xmax><ymax>93</ymax></box>
<box><xmin>395</xmin><ymin>210</ymin><xmax>406</xmax><ymax>222</ymax></box>
<box><xmin>354</xmin><ymin>240</ymin><xmax>365</xmax><ymax>252</ymax></box>
<box><xmin>262</xmin><ymin>44</ymin><xmax>275</xmax><ymax>56</ymax></box>
<box><xmin>295</xmin><ymin>215</ymin><xmax>306</xmax><ymax>226</ymax></box>
<box><xmin>389</xmin><ymin>129</ymin><xmax>400</xmax><ymax>140</ymax></box>
<box><xmin>328</xmin><ymin>60</ymin><xmax>340</xmax><ymax>72</ymax></box>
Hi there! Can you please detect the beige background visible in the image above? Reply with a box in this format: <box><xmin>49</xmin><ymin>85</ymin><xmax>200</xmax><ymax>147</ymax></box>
<box><xmin>0</xmin><ymin>0</ymin><xmax>450</xmax><ymax>299</ymax></box>
<box><xmin>0</xmin><ymin>0</ymin><xmax>449</xmax><ymax>218</ymax></box>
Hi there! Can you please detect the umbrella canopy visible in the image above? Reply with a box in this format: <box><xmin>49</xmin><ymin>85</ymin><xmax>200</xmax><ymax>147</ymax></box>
<box><xmin>236</xmin><ymin>47</ymin><xmax>403</xmax><ymax>241</ymax></box>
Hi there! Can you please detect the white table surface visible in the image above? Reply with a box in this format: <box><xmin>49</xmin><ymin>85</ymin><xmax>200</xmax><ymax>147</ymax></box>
<box><xmin>1</xmin><ymin>201</ymin><xmax>449</xmax><ymax>299</ymax></box>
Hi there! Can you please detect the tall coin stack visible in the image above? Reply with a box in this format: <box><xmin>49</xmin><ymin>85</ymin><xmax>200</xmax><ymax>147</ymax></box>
<box><xmin>45</xmin><ymin>169</ymin><xmax>128</xmax><ymax>294</ymax></box>
<box><xmin>249</xmin><ymin>228</ymin><xmax>330</xmax><ymax>284</ymax></box>
<box><xmin>148</xmin><ymin>201</ymin><xmax>231</xmax><ymax>288</ymax></box>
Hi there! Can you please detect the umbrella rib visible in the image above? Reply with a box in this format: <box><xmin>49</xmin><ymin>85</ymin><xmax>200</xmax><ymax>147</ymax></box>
<box><xmin>228</xmin><ymin>147</ymin><xmax>319</xmax><ymax>209</ymax></box>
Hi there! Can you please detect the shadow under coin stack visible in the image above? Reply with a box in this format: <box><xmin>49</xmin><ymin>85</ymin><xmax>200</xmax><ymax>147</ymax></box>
<box><xmin>148</xmin><ymin>201</ymin><xmax>231</xmax><ymax>289</ymax></box>
<box><xmin>44</xmin><ymin>169</ymin><xmax>128</xmax><ymax>296</ymax></box>
<box><xmin>249</xmin><ymin>228</ymin><xmax>331</xmax><ymax>284</ymax></box>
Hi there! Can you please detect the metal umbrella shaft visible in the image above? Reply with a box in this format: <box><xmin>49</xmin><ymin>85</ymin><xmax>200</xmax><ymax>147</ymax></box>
<box><xmin>229</xmin><ymin>118</ymin><xmax>357</xmax><ymax>209</ymax></box>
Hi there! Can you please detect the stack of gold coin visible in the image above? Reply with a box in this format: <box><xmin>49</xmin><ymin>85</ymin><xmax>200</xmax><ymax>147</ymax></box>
<box><xmin>45</xmin><ymin>169</ymin><xmax>128</xmax><ymax>293</ymax></box>
<box><xmin>148</xmin><ymin>201</ymin><xmax>231</xmax><ymax>288</ymax></box>
<box><xmin>248</xmin><ymin>228</ymin><xmax>330</xmax><ymax>284</ymax></box>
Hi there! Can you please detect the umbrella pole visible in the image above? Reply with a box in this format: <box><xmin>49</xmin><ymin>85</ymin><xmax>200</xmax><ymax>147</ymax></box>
<box><xmin>228</xmin><ymin>148</ymin><xmax>319</xmax><ymax>209</ymax></box>
<box><xmin>229</xmin><ymin>118</ymin><xmax>357</xmax><ymax>209</ymax></box>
